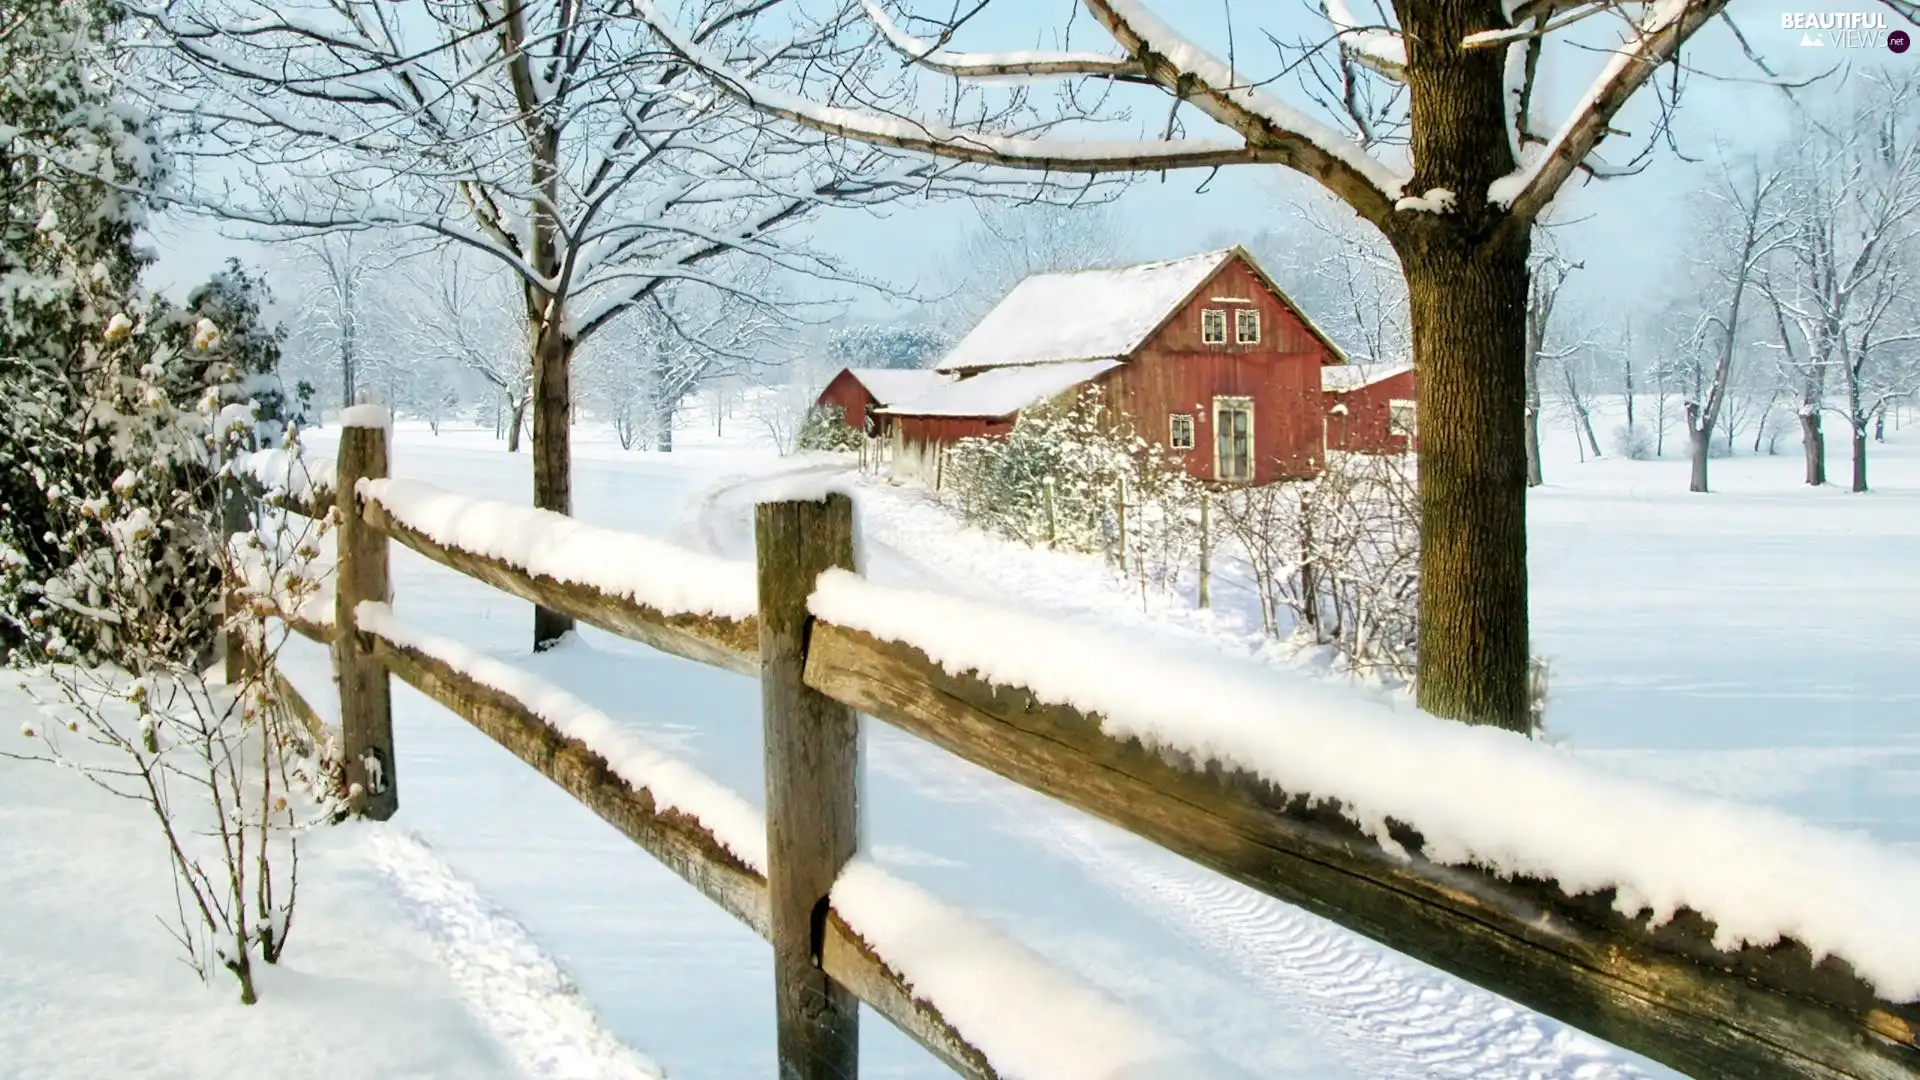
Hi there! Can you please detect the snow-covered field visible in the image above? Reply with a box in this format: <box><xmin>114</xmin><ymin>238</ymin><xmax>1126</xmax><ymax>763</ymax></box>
<box><xmin>6</xmin><ymin>400</ymin><xmax>1915</xmax><ymax>1079</ymax></box>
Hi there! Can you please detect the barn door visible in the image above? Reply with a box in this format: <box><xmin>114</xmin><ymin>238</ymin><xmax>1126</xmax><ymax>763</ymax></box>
<box><xmin>1214</xmin><ymin>397</ymin><xmax>1253</xmax><ymax>482</ymax></box>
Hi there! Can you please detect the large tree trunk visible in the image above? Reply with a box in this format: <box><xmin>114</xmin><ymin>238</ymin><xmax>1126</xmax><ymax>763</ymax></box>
<box><xmin>1576</xmin><ymin>404</ymin><xmax>1602</xmax><ymax>460</ymax></box>
<box><xmin>506</xmin><ymin>394</ymin><xmax>527</xmax><ymax>453</ymax></box>
<box><xmin>1850</xmin><ymin>423</ymin><xmax>1868</xmax><ymax>492</ymax></box>
<box><xmin>1523</xmin><ymin>378</ymin><xmax>1543</xmax><ymax>487</ymax></box>
<box><xmin>1688</xmin><ymin>427</ymin><xmax>1711</xmax><ymax>493</ymax></box>
<box><xmin>1800</xmin><ymin>410</ymin><xmax>1826</xmax><ymax>486</ymax></box>
<box><xmin>652</xmin><ymin>393</ymin><xmax>675</xmax><ymax>452</ymax></box>
<box><xmin>532</xmin><ymin>324</ymin><xmax>576</xmax><ymax>649</ymax></box>
<box><xmin>1398</xmin><ymin>230</ymin><xmax>1533</xmax><ymax>732</ymax></box>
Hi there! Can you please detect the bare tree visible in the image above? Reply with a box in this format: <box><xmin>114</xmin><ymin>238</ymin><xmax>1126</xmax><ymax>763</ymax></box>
<box><xmin>579</xmin><ymin>279</ymin><xmax>779</xmax><ymax>451</ymax></box>
<box><xmin>1678</xmin><ymin>155</ymin><xmax>1787</xmax><ymax>493</ymax></box>
<box><xmin>1245</xmin><ymin>192</ymin><xmax>1409</xmax><ymax>368</ymax></box>
<box><xmin>1524</xmin><ymin>250</ymin><xmax>1580</xmax><ymax>486</ymax></box>
<box><xmin>1764</xmin><ymin>73</ymin><xmax>1920</xmax><ymax>492</ymax></box>
<box><xmin>382</xmin><ymin>250</ymin><xmax>534</xmax><ymax>452</ymax></box>
<box><xmin>939</xmin><ymin>202</ymin><xmax>1125</xmax><ymax>332</ymax></box>
<box><xmin>633</xmin><ymin>0</ymin><xmax>1779</xmax><ymax>730</ymax></box>
<box><xmin>274</xmin><ymin>233</ymin><xmax>405</xmax><ymax>413</ymax></box>
<box><xmin>128</xmin><ymin>0</ymin><xmax>951</xmax><ymax>648</ymax></box>
<box><xmin>1552</xmin><ymin>337</ymin><xmax>1605</xmax><ymax>463</ymax></box>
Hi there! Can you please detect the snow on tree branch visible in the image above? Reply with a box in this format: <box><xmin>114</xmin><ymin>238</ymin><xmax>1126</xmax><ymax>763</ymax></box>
<box><xmin>858</xmin><ymin>0</ymin><xmax>1148</xmax><ymax>82</ymax></box>
<box><xmin>1490</xmin><ymin>0</ymin><xmax>1728</xmax><ymax>218</ymax></box>
<box><xmin>1323</xmin><ymin>0</ymin><xmax>1407</xmax><ymax>80</ymax></box>
<box><xmin>632</xmin><ymin>0</ymin><xmax>1407</xmax><ymax>222</ymax></box>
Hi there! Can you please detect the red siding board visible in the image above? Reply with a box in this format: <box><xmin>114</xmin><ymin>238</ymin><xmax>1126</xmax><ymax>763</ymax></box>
<box><xmin>1324</xmin><ymin>369</ymin><xmax>1419</xmax><ymax>455</ymax></box>
<box><xmin>815</xmin><ymin>370</ymin><xmax>875</xmax><ymax>431</ymax></box>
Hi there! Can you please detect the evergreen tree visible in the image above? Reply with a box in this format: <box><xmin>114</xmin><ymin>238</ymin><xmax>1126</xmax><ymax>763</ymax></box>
<box><xmin>0</xmin><ymin>0</ymin><xmax>294</xmax><ymax>664</ymax></box>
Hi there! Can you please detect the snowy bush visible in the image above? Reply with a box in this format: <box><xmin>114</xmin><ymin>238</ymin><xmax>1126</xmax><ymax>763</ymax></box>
<box><xmin>796</xmin><ymin>404</ymin><xmax>863</xmax><ymax>453</ymax></box>
<box><xmin>0</xmin><ymin>0</ymin><xmax>300</xmax><ymax>667</ymax></box>
<box><xmin>942</xmin><ymin>387</ymin><xmax>1200</xmax><ymax>597</ymax></box>
<box><xmin>1217</xmin><ymin>454</ymin><xmax>1419</xmax><ymax>679</ymax></box>
<box><xmin>1610</xmin><ymin>423</ymin><xmax>1655</xmax><ymax>460</ymax></box>
<box><xmin>1218</xmin><ymin>457</ymin><xmax>1549</xmax><ymax>732</ymax></box>
<box><xmin>0</xmin><ymin>0</ymin><xmax>332</xmax><ymax>1005</ymax></box>
<box><xmin>9</xmin><ymin>494</ymin><xmax>342</xmax><ymax>1004</ymax></box>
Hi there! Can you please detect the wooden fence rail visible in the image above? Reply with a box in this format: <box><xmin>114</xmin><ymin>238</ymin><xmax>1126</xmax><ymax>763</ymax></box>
<box><xmin>234</xmin><ymin>419</ymin><xmax>1920</xmax><ymax>1080</ymax></box>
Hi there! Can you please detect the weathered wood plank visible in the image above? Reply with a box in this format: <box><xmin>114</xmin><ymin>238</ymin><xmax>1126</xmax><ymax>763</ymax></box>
<box><xmin>355</xmin><ymin>497</ymin><xmax>758</xmax><ymax>676</ymax></box>
<box><xmin>757</xmin><ymin>496</ymin><xmax>862</xmax><ymax>1080</ymax></box>
<box><xmin>333</xmin><ymin>421</ymin><xmax>397</xmax><ymax>821</ymax></box>
<box><xmin>362</xmin><ymin>626</ymin><xmax>997</xmax><ymax>1080</ymax></box>
<box><xmin>804</xmin><ymin>622</ymin><xmax>1920</xmax><ymax>1080</ymax></box>
<box><xmin>269</xmin><ymin>665</ymin><xmax>331</xmax><ymax>748</ymax></box>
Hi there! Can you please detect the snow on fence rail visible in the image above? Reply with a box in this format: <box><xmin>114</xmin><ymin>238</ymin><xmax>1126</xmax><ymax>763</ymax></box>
<box><xmin>232</xmin><ymin>420</ymin><xmax>1920</xmax><ymax>1080</ymax></box>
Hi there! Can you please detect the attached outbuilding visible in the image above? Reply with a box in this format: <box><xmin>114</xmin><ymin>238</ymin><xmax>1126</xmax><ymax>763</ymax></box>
<box><xmin>1322</xmin><ymin>363</ymin><xmax>1418</xmax><ymax>455</ymax></box>
<box><xmin>812</xmin><ymin>367</ymin><xmax>957</xmax><ymax>437</ymax></box>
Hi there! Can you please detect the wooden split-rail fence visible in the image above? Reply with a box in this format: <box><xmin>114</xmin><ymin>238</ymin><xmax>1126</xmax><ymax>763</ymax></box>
<box><xmin>233</xmin><ymin>418</ymin><xmax>1918</xmax><ymax>1080</ymax></box>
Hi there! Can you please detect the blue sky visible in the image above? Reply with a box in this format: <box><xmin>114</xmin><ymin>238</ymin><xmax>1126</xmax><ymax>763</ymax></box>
<box><xmin>148</xmin><ymin>0</ymin><xmax>1912</xmax><ymax>327</ymax></box>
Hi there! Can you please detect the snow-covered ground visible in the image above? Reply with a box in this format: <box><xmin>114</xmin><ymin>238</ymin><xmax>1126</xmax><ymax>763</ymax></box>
<box><xmin>0</xmin><ymin>680</ymin><xmax>663</xmax><ymax>1080</ymax></box>
<box><xmin>10</xmin><ymin>398</ymin><xmax>1916</xmax><ymax>1079</ymax></box>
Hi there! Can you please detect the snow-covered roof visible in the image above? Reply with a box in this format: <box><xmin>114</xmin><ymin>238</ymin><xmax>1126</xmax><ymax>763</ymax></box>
<box><xmin>841</xmin><ymin>367</ymin><xmax>955</xmax><ymax>405</ymax></box>
<box><xmin>933</xmin><ymin>250</ymin><xmax>1236</xmax><ymax>372</ymax></box>
<box><xmin>1321</xmin><ymin>362</ymin><xmax>1414</xmax><ymax>393</ymax></box>
<box><xmin>880</xmin><ymin>359</ymin><xmax>1122</xmax><ymax>419</ymax></box>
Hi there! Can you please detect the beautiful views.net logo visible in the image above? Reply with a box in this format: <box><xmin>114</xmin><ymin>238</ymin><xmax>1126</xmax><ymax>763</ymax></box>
<box><xmin>1781</xmin><ymin>11</ymin><xmax>1910</xmax><ymax>50</ymax></box>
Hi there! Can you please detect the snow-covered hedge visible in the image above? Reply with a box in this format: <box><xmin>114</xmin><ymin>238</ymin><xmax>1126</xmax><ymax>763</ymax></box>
<box><xmin>941</xmin><ymin>386</ymin><xmax>1199</xmax><ymax>595</ymax></box>
<box><xmin>1217</xmin><ymin>451</ymin><xmax>1420</xmax><ymax>680</ymax></box>
<box><xmin>795</xmin><ymin>404</ymin><xmax>863</xmax><ymax>453</ymax></box>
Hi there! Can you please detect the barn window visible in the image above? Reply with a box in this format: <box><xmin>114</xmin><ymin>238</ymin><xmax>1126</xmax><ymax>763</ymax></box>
<box><xmin>1389</xmin><ymin>400</ymin><xmax>1417</xmax><ymax>438</ymax></box>
<box><xmin>1169</xmin><ymin>414</ymin><xmax>1195</xmax><ymax>450</ymax></box>
<box><xmin>1214</xmin><ymin>397</ymin><xmax>1254</xmax><ymax>482</ymax></box>
<box><xmin>1201</xmin><ymin>309</ymin><xmax>1227</xmax><ymax>344</ymax></box>
<box><xmin>1235</xmin><ymin>309</ymin><xmax>1260</xmax><ymax>344</ymax></box>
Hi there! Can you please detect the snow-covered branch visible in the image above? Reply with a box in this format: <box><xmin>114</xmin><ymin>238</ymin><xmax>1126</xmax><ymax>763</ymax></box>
<box><xmin>1493</xmin><ymin>0</ymin><xmax>1728</xmax><ymax>217</ymax></box>
<box><xmin>859</xmin><ymin>0</ymin><xmax>1148</xmax><ymax>82</ymax></box>
<box><xmin>632</xmin><ymin>0</ymin><xmax>1407</xmax><ymax>223</ymax></box>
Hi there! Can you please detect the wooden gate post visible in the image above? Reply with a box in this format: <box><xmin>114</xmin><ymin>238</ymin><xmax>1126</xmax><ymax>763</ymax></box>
<box><xmin>756</xmin><ymin>493</ymin><xmax>859</xmax><ymax>1080</ymax></box>
<box><xmin>334</xmin><ymin>408</ymin><xmax>397</xmax><ymax>820</ymax></box>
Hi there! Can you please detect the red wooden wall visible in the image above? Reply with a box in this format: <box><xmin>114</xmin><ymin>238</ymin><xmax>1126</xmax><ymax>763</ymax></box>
<box><xmin>895</xmin><ymin>415</ymin><xmax>1013</xmax><ymax>446</ymax></box>
<box><xmin>815</xmin><ymin>370</ymin><xmax>877</xmax><ymax>431</ymax></box>
<box><xmin>1109</xmin><ymin>257</ymin><xmax>1338</xmax><ymax>484</ymax></box>
<box><xmin>1324</xmin><ymin>368</ymin><xmax>1418</xmax><ymax>455</ymax></box>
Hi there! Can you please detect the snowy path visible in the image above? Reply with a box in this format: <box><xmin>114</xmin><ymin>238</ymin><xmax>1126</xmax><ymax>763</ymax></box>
<box><xmin>688</xmin><ymin>465</ymin><xmax>1657</xmax><ymax>1080</ymax></box>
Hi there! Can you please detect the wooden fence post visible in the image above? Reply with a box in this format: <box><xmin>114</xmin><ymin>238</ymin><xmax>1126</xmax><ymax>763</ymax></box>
<box><xmin>1043</xmin><ymin>476</ymin><xmax>1057</xmax><ymax>548</ymax></box>
<box><xmin>756</xmin><ymin>494</ymin><xmax>860</xmax><ymax>1080</ymax></box>
<box><xmin>1197</xmin><ymin>492</ymin><xmax>1211</xmax><ymax>610</ymax></box>
<box><xmin>334</xmin><ymin>410</ymin><xmax>397</xmax><ymax>821</ymax></box>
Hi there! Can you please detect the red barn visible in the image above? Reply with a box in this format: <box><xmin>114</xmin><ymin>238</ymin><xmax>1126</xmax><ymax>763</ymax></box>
<box><xmin>879</xmin><ymin>246</ymin><xmax>1351</xmax><ymax>487</ymax></box>
<box><xmin>1322</xmin><ymin>363</ymin><xmax>1418</xmax><ymax>455</ymax></box>
<box><xmin>813</xmin><ymin>367</ymin><xmax>955</xmax><ymax>436</ymax></box>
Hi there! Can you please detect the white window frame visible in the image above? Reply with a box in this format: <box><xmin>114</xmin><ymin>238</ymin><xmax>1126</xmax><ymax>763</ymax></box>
<box><xmin>1200</xmin><ymin>308</ymin><xmax>1227</xmax><ymax>345</ymax></box>
<box><xmin>1168</xmin><ymin>413</ymin><xmax>1195</xmax><ymax>450</ymax></box>
<box><xmin>1388</xmin><ymin>399</ymin><xmax>1417</xmax><ymax>438</ymax></box>
<box><xmin>1212</xmin><ymin>396</ymin><xmax>1255</xmax><ymax>482</ymax></box>
<box><xmin>1234</xmin><ymin>308</ymin><xmax>1261</xmax><ymax>344</ymax></box>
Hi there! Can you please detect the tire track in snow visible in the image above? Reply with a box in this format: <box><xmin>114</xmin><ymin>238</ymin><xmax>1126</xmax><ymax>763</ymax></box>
<box><xmin>364</xmin><ymin>828</ymin><xmax>668</xmax><ymax>1080</ymax></box>
<box><xmin>873</xmin><ymin>735</ymin><xmax>1651</xmax><ymax>1080</ymax></box>
<box><xmin>689</xmin><ymin>468</ymin><xmax>1654</xmax><ymax>1079</ymax></box>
